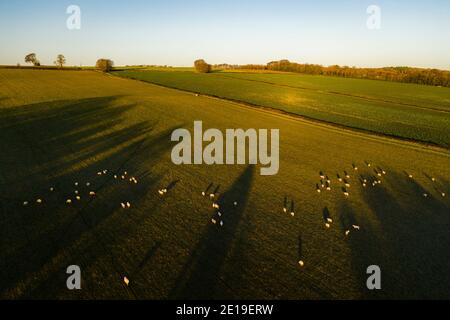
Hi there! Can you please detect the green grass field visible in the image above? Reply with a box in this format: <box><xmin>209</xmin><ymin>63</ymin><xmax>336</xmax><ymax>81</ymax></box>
<box><xmin>113</xmin><ymin>69</ymin><xmax>450</xmax><ymax>148</ymax></box>
<box><xmin>1</xmin><ymin>69</ymin><xmax>449</xmax><ymax>299</ymax></box>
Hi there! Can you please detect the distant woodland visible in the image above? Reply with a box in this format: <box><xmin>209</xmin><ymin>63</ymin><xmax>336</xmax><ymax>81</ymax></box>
<box><xmin>215</xmin><ymin>60</ymin><xmax>450</xmax><ymax>87</ymax></box>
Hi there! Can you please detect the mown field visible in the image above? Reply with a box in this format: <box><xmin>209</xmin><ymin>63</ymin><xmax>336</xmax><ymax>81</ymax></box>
<box><xmin>0</xmin><ymin>69</ymin><xmax>449</xmax><ymax>299</ymax></box>
<box><xmin>114</xmin><ymin>69</ymin><xmax>450</xmax><ymax>148</ymax></box>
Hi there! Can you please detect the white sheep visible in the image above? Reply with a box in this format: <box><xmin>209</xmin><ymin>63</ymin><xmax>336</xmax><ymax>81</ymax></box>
<box><xmin>352</xmin><ymin>225</ymin><xmax>360</xmax><ymax>230</ymax></box>
<box><xmin>123</xmin><ymin>276</ymin><xmax>130</xmax><ymax>286</ymax></box>
<box><xmin>66</xmin><ymin>199</ymin><xmax>72</xmax><ymax>204</ymax></box>
<box><xmin>298</xmin><ymin>260</ymin><xmax>304</xmax><ymax>267</ymax></box>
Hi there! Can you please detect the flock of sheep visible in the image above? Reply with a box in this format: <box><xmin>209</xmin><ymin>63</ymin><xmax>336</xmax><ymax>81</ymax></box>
<box><xmin>19</xmin><ymin>160</ymin><xmax>447</xmax><ymax>285</ymax></box>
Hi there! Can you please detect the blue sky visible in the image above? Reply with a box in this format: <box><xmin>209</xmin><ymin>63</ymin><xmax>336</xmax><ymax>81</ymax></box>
<box><xmin>1</xmin><ymin>0</ymin><xmax>449</xmax><ymax>69</ymax></box>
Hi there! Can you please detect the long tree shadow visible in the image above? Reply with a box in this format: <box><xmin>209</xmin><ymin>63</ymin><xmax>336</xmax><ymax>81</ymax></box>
<box><xmin>168</xmin><ymin>166</ymin><xmax>255</xmax><ymax>299</ymax></box>
<box><xmin>344</xmin><ymin>168</ymin><xmax>450</xmax><ymax>299</ymax></box>
<box><xmin>0</xmin><ymin>96</ymin><xmax>178</xmax><ymax>298</ymax></box>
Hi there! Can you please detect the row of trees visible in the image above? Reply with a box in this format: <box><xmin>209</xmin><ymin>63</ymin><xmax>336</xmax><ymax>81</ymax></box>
<box><xmin>23</xmin><ymin>53</ymin><xmax>114</xmax><ymax>72</ymax></box>
<box><xmin>24</xmin><ymin>53</ymin><xmax>66</xmax><ymax>67</ymax></box>
<box><xmin>239</xmin><ymin>60</ymin><xmax>450</xmax><ymax>87</ymax></box>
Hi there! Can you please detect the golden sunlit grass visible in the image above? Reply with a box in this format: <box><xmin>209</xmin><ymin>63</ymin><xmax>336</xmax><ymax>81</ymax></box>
<box><xmin>0</xmin><ymin>69</ymin><xmax>449</xmax><ymax>299</ymax></box>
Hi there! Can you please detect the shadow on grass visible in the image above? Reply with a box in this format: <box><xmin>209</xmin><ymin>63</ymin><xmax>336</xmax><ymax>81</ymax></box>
<box><xmin>343</xmin><ymin>168</ymin><xmax>450</xmax><ymax>299</ymax></box>
<box><xmin>0</xmin><ymin>96</ymin><xmax>177</xmax><ymax>299</ymax></box>
<box><xmin>168</xmin><ymin>165</ymin><xmax>255</xmax><ymax>299</ymax></box>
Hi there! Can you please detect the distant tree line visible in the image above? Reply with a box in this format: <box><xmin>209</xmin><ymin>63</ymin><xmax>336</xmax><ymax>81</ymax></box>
<box><xmin>238</xmin><ymin>60</ymin><xmax>450</xmax><ymax>87</ymax></box>
<box><xmin>22</xmin><ymin>53</ymin><xmax>114</xmax><ymax>73</ymax></box>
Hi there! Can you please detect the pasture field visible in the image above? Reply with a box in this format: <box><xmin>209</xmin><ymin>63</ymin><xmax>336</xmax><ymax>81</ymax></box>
<box><xmin>114</xmin><ymin>69</ymin><xmax>450</xmax><ymax>148</ymax></box>
<box><xmin>0</xmin><ymin>69</ymin><xmax>450</xmax><ymax>299</ymax></box>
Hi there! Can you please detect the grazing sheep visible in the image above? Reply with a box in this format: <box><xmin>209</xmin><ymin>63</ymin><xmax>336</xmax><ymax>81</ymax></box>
<box><xmin>209</xmin><ymin>193</ymin><xmax>215</xmax><ymax>199</ymax></box>
<box><xmin>298</xmin><ymin>260</ymin><xmax>304</xmax><ymax>267</ymax></box>
<box><xmin>201</xmin><ymin>191</ymin><xmax>206</xmax><ymax>196</ymax></box>
<box><xmin>431</xmin><ymin>177</ymin><xmax>436</xmax><ymax>182</ymax></box>
<box><xmin>86</xmin><ymin>182</ymin><xmax>91</xmax><ymax>187</ymax></box>
<box><xmin>126</xmin><ymin>202</ymin><xmax>131</xmax><ymax>208</ymax></box>
<box><xmin>317</xmin><ymin>189</ymin><xmax>321</xmax><ymax>193</ymax></box>
<box><xmin>97</xmin><ymin>171</ymin><xmax>102</xmax><ymax>176</ymax></box>
<box><xmin>442</xmin><ymin>192</ymin><xmax>446</xmax><ymax>197</ymax></box>
<box><xmin>75</xmin><ymin>190</ymin><xmax>79</xmax><ymax>195</ymax></box>
<box><xmin>76</xmin><ymin>196</ymin><xmax>81</xmax><ymax>201</ymax></box>
<box><xmin>290</xmin><ymin>212</ymin><xmax>295</xmax><ymax>217</ymax></box>
<box><xmin>66</xmin><ymin>199</ymin><xmax>72</xmax><ymax>204</ymax></box>
<box><xmin>121</xmin><ymin>175</ymin><xmax>125</xmax><ymax>180</ymax></box>
<box><xmin>123</xmin><ymin>276</ymin><xmax>130</xmax><ymax>286</ymax></box>
<box><xmin>354</xmin><ymin>167</ymin><xmax>358</xmax><ymax>171</ymax></box>
<box><xmin>220</xmin><ymin>221</ymin><xmax>224</xmax><ymax>227</ymax></box>
<box><xmin>50</xmin><ymin>187</ymin><xmax>54</xmax><ymax>192</ymax></box>
<box><xmin>327</xmin><ymin>218</ymin><xmax>333</xmax><ymax>223</ymax></box>
<box><xmin>121</xmin><ymin>203</ymin><xmax>126</xmax><ymax>209</ymax></box>
<box><xmin>211</xmin><ymin>218</ymin><xmax>217</xmax><ymax>224</ymax></box>
<box><xmin>326</xmin><ymin>186</ymin><xmax>331</xmax><ymax>191</ymax></box>
<box><xmin>74</xmin><ymin>182</ymin><xmax>79</xmax><ymax>186</ymax></box>
<box><xmin>363</xmin><ymin>183</ymin><xmax>367</xmax><ymax>187</ymax></box>
<box><xmin>234</xmin><ymin>201</ymin><xmax>238</xmax><ymax>206</ymax></box>
<box><xmin>23</xmin><ymin>201</ymin><xmax>29</xmax><ymax>206</ymax></box>
<box><xmin>114</xmin><ymin>175</ymin><xmax>118</xmax><ymax>179</ymax></box>
<box><xmin>344</xmin><ymin>192</ymin><xmax>349</xmax><ymax>197</ymax></box>
<box><xmin>423</xmin><ymin>193</ymin><xmax>428</xmax><ymax>198</ymax></box>
<box><xmin>218</xmin><ymin>212</ymin><xmax>222</xmax><ymax>217</ymax></box>
<box><xmin>36</xmin><ymin>199</ymin><xmax>43</xmax><ymax>204</ymax></box>
<box><xmin>89</xmin><ymin>191</ymin><xmax>96</xmax><ymax>196</ymax></box>
<box><xmin>409</xmin><ymin>174</ymin><xmax>413</xmax><ymax>178</ymax></box>
<box><xmin>345</xmin><ymin>230</ymin><xmax>350</xmax><ymax>236</ymax></box>
<box><xmin>382</xmin><ymin>170</ymin><xmax>386</xmax><ymax>175</ymax></box>
<box><xmin>345</xmin><ymin>183</ymin><xmax>351</xmax><ymax>188</ymax></box>
<box><xmin>352</xmin><ymin>225</ymin><xmax>360</xmax><ymax>230</ymax></box>
<box><xmin>283</xmin><ymin>207</ymin><xmax>287</xmax><ymax>213</ymax></box>
<box><xmin>325</xmin><ymin>223</ymin><xmax>331</xmax><ymax>228</ymax></box>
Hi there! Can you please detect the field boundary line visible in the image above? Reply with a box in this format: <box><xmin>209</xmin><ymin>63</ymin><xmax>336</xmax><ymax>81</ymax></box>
<box><xmin>214</xmin><ymin>73</ymin><xmax>450</xmax><ymax>114</ymax></box>
<box><xmin>109</xmin><ymin>73</ymin><xmax>450</xmax><ymax>157</ymax></box>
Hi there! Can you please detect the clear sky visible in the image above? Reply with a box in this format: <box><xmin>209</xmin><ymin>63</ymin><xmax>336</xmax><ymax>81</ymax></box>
<box><xmin>1</xmin><ymin>0</ymin><xmax>449</xmax><ymax>69</ymax></box>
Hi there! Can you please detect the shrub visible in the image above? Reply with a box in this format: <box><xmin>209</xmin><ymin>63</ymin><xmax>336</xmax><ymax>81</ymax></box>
<box><xmin>194</xmin><ymin>59</ymin><xmax>211</xmax><ymax>73</ymax></box>
<box><xmin>96</xmin><ymin>59</ymin><xmax>114</xmax><ymax>72</ymax></box>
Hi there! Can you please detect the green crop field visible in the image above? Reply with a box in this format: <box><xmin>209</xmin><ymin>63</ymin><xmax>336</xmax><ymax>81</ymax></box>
<box><xmin>1</xmin><ymin>69</ymin><xmax>449</xmax><ymax>299</ymax></box>
<box><xmin>114</xmin><ymin>69</ymin><xmax>450</xmax><ymax>148</ymax></box>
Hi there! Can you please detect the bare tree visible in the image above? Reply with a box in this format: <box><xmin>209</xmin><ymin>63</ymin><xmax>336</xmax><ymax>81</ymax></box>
<box><xmin>194</xmin><ymin>59</ymin><xmax>211</xmax><ymax>73</ymax></box>
<box><xmin>54</xmin><ymin>54</ymin><xmax>66</xmax><ymax>68</ymax></box>
<box><xmin>25</xmin><ymin>53</ymin><xmax>40</xmax><ymax>66</ymax></box>
<box><xmin>96</xmin><ymin>59</ymin><xmax>114</xmax><ymax>72</ymax></box>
